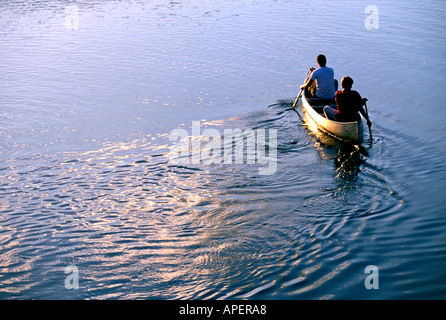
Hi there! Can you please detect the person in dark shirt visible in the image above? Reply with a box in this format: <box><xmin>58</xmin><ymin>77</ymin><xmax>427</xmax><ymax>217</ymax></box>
<box><xmin>324</xmin><ymin>76</ymin><xmax>372</xmax><ymax>127</ymax></box>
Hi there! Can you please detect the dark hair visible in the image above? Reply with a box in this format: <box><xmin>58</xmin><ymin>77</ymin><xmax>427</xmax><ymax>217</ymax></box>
<box><xmin>316</xmin><ymin>54</ymin><xmax>327</xmax><ymax>67</ymax></box>
<box><xmin>341</xmin><ymin>76</ymin><xmax>354</xmax><ymax>89</ymax></box>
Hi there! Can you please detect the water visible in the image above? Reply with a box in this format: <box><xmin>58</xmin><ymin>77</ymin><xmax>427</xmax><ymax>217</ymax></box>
<box><xmin>1</xmin><ymin>0</ymin><xmax>445</xmax><ymax>299</ymax></box>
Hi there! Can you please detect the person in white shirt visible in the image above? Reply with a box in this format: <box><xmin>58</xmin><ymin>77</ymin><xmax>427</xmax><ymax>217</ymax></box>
<box><xmin>300</xmin><ymin>54</ymin><xmax>336</xmax><ymax>99</ymax></box>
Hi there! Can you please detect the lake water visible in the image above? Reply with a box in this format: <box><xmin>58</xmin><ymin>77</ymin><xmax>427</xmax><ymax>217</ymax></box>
<box><xmin>1</xmin><ymin>0</ymin><xmax>445</xmax><ymax>299</ymax></box>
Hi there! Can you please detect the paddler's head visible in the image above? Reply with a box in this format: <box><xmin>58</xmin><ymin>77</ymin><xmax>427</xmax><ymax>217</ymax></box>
<box><xmin>341</xmin><ymin>76</ymin><xmax>354</xmax><ymax>90</ymax></box>
<box><xmin>316</xmin><ymin>54</ymin><xmax>327</xmax><ymax>67</ymax></box>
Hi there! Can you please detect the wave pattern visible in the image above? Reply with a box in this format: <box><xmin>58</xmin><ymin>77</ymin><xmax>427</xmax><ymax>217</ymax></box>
<box><xmin>0</xmin><ymin>103</ymin><xmax>444</xmax><ymax>299</ymax></box>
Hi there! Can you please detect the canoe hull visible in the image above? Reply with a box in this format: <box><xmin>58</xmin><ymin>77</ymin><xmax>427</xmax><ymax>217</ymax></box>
<box><xmin>301</xmin><ymin>91</ymin><xmax>363</xmax><ymax>144</ymax></box>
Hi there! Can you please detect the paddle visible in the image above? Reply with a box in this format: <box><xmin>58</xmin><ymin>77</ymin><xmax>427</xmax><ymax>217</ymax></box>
<box><xmin>363</xmin><ymin>99</ymin><xmax>372</xmax><ymax>140</ymax></box>
<box><xmin>292</xmin><ymin>69</ymin><xmax>312</xmax><ymax>109</ymax></box>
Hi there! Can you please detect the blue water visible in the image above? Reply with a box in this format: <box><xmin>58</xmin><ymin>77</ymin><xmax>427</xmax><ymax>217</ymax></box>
<box><xmin>0</xmin><ymin>0</ymin><xmax>445</xmax><ymax>299</ymax></box>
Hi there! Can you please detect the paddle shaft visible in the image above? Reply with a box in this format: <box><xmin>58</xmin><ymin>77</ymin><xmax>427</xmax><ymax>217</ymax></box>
<box><xmin>292</xmin><ymin>88</ymin><xmax>304</xmax><ymax>109</ymax></box>
<box><xmin>364</xmin><ymin>101</ymin><xmax>372</xmax><ymax>139</ymax></box>
<box><xmin>292</xmin><ymin>69</ymin><xmax>312</xmax><ymax>109</ymax></box>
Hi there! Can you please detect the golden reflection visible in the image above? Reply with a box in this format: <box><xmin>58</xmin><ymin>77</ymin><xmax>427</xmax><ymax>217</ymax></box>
<box><xmin>201</xmin><ymin>117</ymin><xmax>241</xmax><ymax>127</ymax></box>
<box><xmin>56</xmin><ymin>133</ymin><xmax>227</xmax><ymax>288</ymax></box>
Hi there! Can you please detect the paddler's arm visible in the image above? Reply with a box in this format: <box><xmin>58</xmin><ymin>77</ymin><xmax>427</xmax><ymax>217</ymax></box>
<box><xmin>300</xmin><ymin>67</ymin><xmax>316</xmax><ymax>90</ymax></box>
<box><xmin>359</xmin><ymin>98</ymin><xmax>372</xmax><ymax>127</ymax></box>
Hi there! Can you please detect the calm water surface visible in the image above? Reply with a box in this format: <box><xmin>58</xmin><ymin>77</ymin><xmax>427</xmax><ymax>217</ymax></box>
<box><xmin>1</xmin><ymin>0</ymin><xmax>445</xmax><ymax>299</ymax></box>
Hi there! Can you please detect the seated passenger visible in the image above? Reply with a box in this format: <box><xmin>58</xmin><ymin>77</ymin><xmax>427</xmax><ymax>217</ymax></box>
<box><xmin>324</xmin><ymin>76</ymin><xmax>372</xmax><ymax>127</ymax></box>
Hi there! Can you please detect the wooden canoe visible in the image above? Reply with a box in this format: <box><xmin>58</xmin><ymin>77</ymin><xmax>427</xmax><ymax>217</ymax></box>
<box><xmin>301</xmin><ymin>90</ymin><xmax>364</xmax><ymax>144</ymax></box>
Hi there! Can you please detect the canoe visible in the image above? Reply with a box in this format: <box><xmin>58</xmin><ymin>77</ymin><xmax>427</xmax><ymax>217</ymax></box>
<box><xmin>301</xmin><ymin>90</ymin><xmax>363</xmax><ymax>144</ymax></box>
